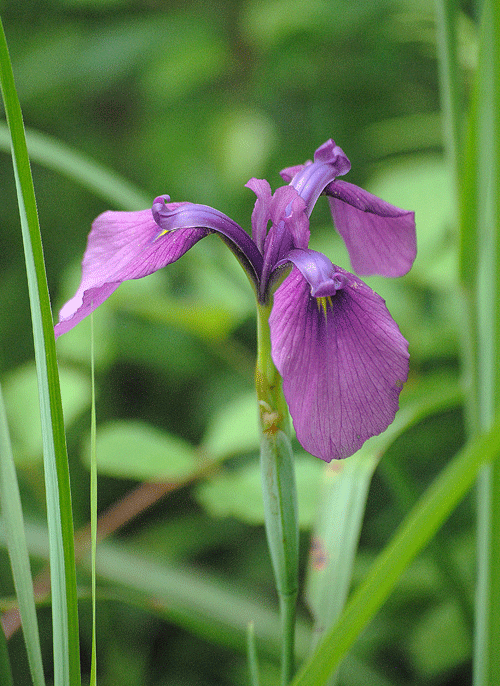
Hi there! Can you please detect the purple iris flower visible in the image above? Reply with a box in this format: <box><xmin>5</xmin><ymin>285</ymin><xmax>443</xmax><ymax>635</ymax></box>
<box><xmin>55</xmin><ymin>139</ymin><xmax>416</xmax><ymax>461</ymax></box>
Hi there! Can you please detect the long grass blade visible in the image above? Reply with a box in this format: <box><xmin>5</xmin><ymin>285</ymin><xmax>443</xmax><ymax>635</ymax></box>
<box><xmin>0</xmin><ymin>382</ymin><xmax>46</xmax><ymax>686</ymax></box>
<box><xmin>0</xmin><ymin>19</ymin><xmax>81</xmax><ymax>686</ymax></box>
<box><xmin>90</xmin><ymin>315</ymin><xmax>97</xmax><ymax>686</ymax></box>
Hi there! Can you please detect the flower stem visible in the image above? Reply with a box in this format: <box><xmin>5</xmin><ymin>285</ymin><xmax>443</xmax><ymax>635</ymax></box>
<box><xmin>256</xmin><ymin>303</ymin><xmax>299</xmax><ymax>685</ymax></box>
<box><xmin>450</xmin><ymin>0</ymin><xmax>500</xmax><ymax>682</ymax></box>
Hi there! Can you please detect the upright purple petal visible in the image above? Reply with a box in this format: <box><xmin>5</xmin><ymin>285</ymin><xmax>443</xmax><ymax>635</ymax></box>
<box><xmin>269</xmin><ymin>186</ymin><xmax>309</xmax><ymax>250</ymax></box>
<box><xmin>269</xmin><ymin>265</ymin><xmax>409</xmax><ymax>461</ymax></box>
<box><xmin>247</xmin><ymin>183</ymin><xmax>310</xmax><ymax>300</ymax></box>
<box><xmin>280</xmin><ymin>139</ymin><xmax>351</xmax><ymax>216</ymax></box>
<box><xmin>313</xmin><ymin>139</ymin><xmax>351</xmax><ymax>173</ymax></box>
<box><xmin>55</xmin><ymin>207</ymin><xmax>207</xmax><ymax>337</ymax></box>
<box><xmin>326</xmin><ymin>180</ymin><xmax>417</xmax><ymax>277</ymax></box>
<box><xmin>245</xmin><ymin>178</ymin><xmax>272</xmax><ymax>254</ymax></box>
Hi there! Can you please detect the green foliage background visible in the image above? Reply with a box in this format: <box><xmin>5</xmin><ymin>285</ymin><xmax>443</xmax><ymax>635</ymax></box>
<box><xmin>0</xmin><ymin>0</ymin><xmax>474</xmax><ymax>684</ymax></box>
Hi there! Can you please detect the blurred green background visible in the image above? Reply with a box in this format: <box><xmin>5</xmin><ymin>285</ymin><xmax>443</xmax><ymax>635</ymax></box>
<box><xmin>0</xmin><ymin>0</ymin><xmax>474</xmax><ymax>684</ymax></box>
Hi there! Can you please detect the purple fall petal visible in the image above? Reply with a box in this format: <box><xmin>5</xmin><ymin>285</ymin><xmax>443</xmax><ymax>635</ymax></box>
<box><xmin>55</xmin><ymin>208</ymin><xmax>207</xmax><ymax>337</ymax></box>
<box><xmin>269</xmin><ymin>265</ymin><xmax>409</xmax><ymax>461</ymax></box>
<box><xmin>327</xmin><ymin>180</ymin><xmax>416</xmax><ymax>277</ymax></box>
<box><xmin>153</xmin><ymin>197</ymin><xmax>263</xmax><ymax>283</ymax></box>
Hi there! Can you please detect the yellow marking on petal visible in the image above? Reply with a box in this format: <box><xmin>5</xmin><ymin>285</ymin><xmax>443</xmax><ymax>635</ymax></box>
<box><xmin>316</xmin><ymin>296</ymin><xmax>333</xmax><ymax>322</ymax></box>
<box><xmin>153</xmin><ymin>229</ymin><xmax>170</xmax><ymax>242</ymax></box>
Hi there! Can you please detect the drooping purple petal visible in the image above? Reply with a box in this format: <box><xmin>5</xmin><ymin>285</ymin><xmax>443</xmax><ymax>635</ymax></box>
<box><xmin>269</xmin><ymin>264</ymin><xmax>409</xmax><ymax>461</ymax></box>
<box><xmin>55</xmin><ymin>206</ymin><xmax>207</xmax><ymax>337</ymax></box>
<box><xmin>153</xmin><ymin>196</ymin><xmax>263</xmax><ymax>284</ymax></box>
<box><xmin>326</xmin><ymin>180</ymin><xmax>417</xmax><ymax>277</ymax></box>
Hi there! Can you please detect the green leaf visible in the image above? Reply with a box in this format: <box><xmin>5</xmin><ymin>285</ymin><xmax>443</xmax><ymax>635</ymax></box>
<box><xmin>409</xmin><ymin>599</ymin><xmax>471</xmax><ymax>677</ymax></box>
<box><xmin>4</xmin><ymin>362</ymin><xmax>91</xmax><ymax>465</ymax></box>
<box><xmin>0</xmin><ymin>624</ymin><xmax>13</xmax><ymax>686</ymax></box>
<box><xmin>367</xmin><ymin>154</ymin><xmax>455</xmax><ymax>289</ymax></box>
<box><xmin>0</xmin><ymin>122</ymin><xmax>150</xmax><ymax>211</ymax></box>
<box><xmin>305</xmin><ymin>378</ymin><xmax>462</xmax><ymax>656</ymax></box>
<box><xmin>84</xmin><ymin>420</ymin><xmax>199</xmax><ymax>481</ymax></box>
<box><xmin>195</xmin><ymin>454</ymin><xmax>323</xmax><ymax>528</ymax></box>
<box><xmin>201</xmin><ymin>392</ymin><xmax>260</xmax><ymax>459</ymax></box>
<box><xmin>0</xmin><ymin>517</ymin><xmax>313</xmax><ymax>663</ymax></box>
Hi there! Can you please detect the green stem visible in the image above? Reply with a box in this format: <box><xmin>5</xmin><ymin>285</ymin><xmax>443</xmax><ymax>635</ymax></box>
<box><xmin>256</xmin><ymin>303</ymin><xmax>299</xmax><ymax>685</ymax></box>
<box><xmin>436</xmin><ymin>0</ymin><xmax>500</xmax><ymax>682</ymax></box>
<box><xmin>466</xmin><ymin>2</ymin><xmax>500</xmax><ymax>684</ymax></box>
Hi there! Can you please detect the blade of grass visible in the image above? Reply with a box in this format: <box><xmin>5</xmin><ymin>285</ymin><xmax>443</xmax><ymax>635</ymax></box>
<box><xmin>0</xmin><ymin>381</ymin><xmax>46</xmax><ymax>686</ymax></box>
<box><xmin>247</xmin><ymin>622</ymin><xmax>261</xmax><ymax>686</ymax></box>
<box><xmin>291</xmin><ymin>413</ymin><xmax>500</xmax><ymax>686</ymax></box>
<box><xmin>0</xmin><ymin>19</ymin><xmax>81</xmax><ymax>686</ymax></box>
<box><xmin>90</xmin><ymin>314</ymin><xmax>97</xmax><ymax>686</ymax></box>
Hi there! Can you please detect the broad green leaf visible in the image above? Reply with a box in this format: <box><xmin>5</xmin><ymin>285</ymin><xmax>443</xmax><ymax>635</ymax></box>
<box><xmin>209</xmin><ymin>106</ymin><xmax>276</xmax><ymax>186</ymax></box>
<box><xmin>84</xmin><ymin>420</ymin><xmax>199</xmax><ymax>481</ymax></box>
<box><xmin>0</xmin><ymin>123</ymin><xmax>150</xmax><ymax>211</ymax></box>
<box><xmin>195</xmin><ymin>454</ymin><xmax>323</xmax><ymax>528</ymax></box>
<box><xmin>306</xmin><ymin>378</ymin><xmax>462</xmax><ymax>657</ymax></box>
<box><xmin>201</xmin><ymin>392</ymin><xmax>260</xmax><ymax>459</ymax></box>
<box><xmin>367</xmin><ymin>154</ymin><xmax>455</xmax><ymax>289</ymax></box>
<box><xmin>4</xmin><ymin>362</ymin><xmax>91</xmax><ymax>465</ymax></box>
<box><xmin>409</xmin><ymin>599</ymin><xmax>471</xmax><ymax>677</ymax></box>
<box><xmin>0</xmin><ymin>517</ymin><xmax>312</xmax><ymax>662</ymax></box>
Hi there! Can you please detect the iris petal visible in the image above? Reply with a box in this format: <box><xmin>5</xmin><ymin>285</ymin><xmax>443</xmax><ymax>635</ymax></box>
<box><xmin>245</xmin><ymin>178</ymin><xmax>272</xmax><ymax>254</ymax></box>
<box><xmin>269</xmin><ymin>265</ymin><xmax>409</xmax><ymax>461</ymax></box>
<box><xmin>327</xmin><ymin>180</ymin><xmax>417</xmax><ymax>277</ymax></box>
<box><xmin>55</xmin><ymin>208</ymin><xmax>208</xmax><ymax>337</ymax></box>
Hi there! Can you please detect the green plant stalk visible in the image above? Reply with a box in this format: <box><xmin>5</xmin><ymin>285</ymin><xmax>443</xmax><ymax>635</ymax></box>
<box><xmin>0</xmin><ymin>19</ymin><xmax>81</xmax><ymax>686</ymax></box>
<box><xmin>434</xmin><ymin>0</ymin><xmax>463</xmax><ymax>192</ymax></box>
<box><xmin>247</xmin><ymin>622</ymin><xmax>261</xmax><ymax>686</ymax></box>
<box><xmin>436</xmin><ymin>0</ymin><xmax>500</xmax><ymax>680</ymax></box>
<box><xmin>447</xmin><ymin>0</ymin><xmax>500</xmax><ymax>682</ymax></box>
<box><xmin>256</xmin><ymin>303</ymin><xmax>299</xmax><ymax>685</ymax></box>
<box><xmin>472</xmin><ymin>1</ymin><xmax>500</xmax><ymax>681</ymax></box>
